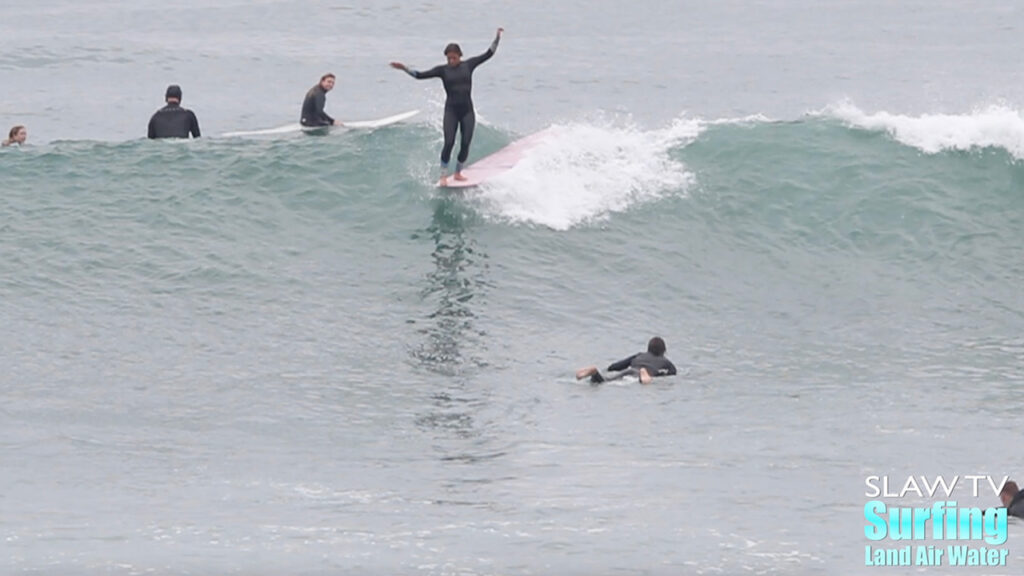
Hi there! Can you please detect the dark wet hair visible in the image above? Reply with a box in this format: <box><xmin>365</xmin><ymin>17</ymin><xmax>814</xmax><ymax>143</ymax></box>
<box><xmin>320</xmin><ymin>73</ymin><xmax>336</xmax><ymax>82</ymax></box>
<box><xmin>647</xmin><ymin>337</ymin><xmax>666</xmax><ymax>357</ymax></box>
<box><xmin>444</xmin><ymin>43</ymin><xmax>462</xmax><ymax>56</ymax></box>
<box><xmin>8</xmin><ymin>125</ymin><xmax>24</xmax><ymax>140</ymax></box>
<box><xmin>1002</xmin><ymin>481</ymin><xmax>1020</xmax><ymax>499</ymax></box>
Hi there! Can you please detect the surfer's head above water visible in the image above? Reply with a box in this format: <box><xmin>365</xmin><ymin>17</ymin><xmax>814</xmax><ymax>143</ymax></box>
<box><xmin>2</xmin><ymin>125</ymin><xmax>27</xmax><ymax>146</ymax></box>
<box><xmin>319</xmin><ymin>73</ymin><xmax>336</xmax><ymax>91</ymax></box>
<box><xmin>1001</xmin><ymin>481</ymin><xmax>1020</xmax><ymax>507</ymax></box>
<box><xmin>647</xmin><ymin>337</ymin><xmax>667</xmax><ymax>357</ymax></box>
<box><xmin>165</xmin><ymin>84</ymin><xmax>182</xmax><ymax>103</ymax></box>
<box><xmin>444</xmin><ymin>43</ymin><xmax>462</xmax><ymax>66</ymax></box>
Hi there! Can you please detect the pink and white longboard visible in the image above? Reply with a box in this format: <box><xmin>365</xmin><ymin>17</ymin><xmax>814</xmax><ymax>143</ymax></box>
<box><xmin>438</xmin><ymin>128</ymin><xmax>553</xmax><ymax>189</ymax></box>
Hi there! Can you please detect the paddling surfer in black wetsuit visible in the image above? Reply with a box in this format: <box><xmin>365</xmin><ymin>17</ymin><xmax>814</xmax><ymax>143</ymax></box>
<box><xmin>301</xmin><ymin>73</ymin><xmax>342</xmax><ymax>128</ymax></box>
<box><xmin>390</xmin><ymin>27</ymin><xmax>503</xmax><ymax>185</ymax></box>
<box><xmin>576</xmin><ymin>337</ymin><xmax>678</xmax><ymax>385</ymax></box>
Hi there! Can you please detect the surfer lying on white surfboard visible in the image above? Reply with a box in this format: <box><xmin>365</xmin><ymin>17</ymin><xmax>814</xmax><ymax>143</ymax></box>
<box><xmin>576</xmin><ymin>337</ymin><xmax>678</xmax><ymax>385</ymax></box>
<box><xmin>390</xmin><ymin>27</ymin><xmax>504</xmax><ymax>186</ymax></box>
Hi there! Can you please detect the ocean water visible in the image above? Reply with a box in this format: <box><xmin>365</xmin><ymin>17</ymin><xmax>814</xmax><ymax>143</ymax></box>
<box><xmin>2</xmin><ymin>1</ymin><xmax>1024</xmax><ymax>574</ymax></box>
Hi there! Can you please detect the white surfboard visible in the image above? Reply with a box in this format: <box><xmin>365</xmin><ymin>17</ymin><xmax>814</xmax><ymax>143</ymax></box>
<box><xmin>341</xmin><ymin>109</ymin><xmax>420</xmax><ymax>129</ymax></box>
<box><xmin>437</xmin><ymin>127</ymin><xmax>554</xmax><ymax>189</ymax></box>
<box><xmin>222</xmin><ymin>109</ymin><xmax>419</xmax><ymax>137</ymax></box>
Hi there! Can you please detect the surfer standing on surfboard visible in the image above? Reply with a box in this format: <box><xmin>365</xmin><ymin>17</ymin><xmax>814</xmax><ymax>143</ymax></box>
<box><xmin>300</xmin><ymin>73</ymin><xmax>343</xmax><ymax>128</ymax></box>
<box><xmin>390</xmin><ymin>27</ymin><xmax>503</xmax><ymax>185</ymax></box>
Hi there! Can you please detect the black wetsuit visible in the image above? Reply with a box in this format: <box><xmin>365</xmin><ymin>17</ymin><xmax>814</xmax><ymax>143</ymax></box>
<box><xmin>590</xmin><ymin>352</ymin><xmax>677</xmax><ymax>383</ymax></box>
<box><xmin>148</xmin><ymin>103</ymin><xmax>200</xmax><ymax>139</ymax></box>
<box><xmin>1008</xmin><ymin>490</ymin><xmax>1024</xmax><ymax>519</ymax></box>
<box><xmin>407</xmin><ymin>35</ymin><xmax>499</xmax><ymax>170</ymax></box>
<box><xmin>300</xmin><ymin>85</ymin><xmax>334</xmax><ymax>127</ymax></box>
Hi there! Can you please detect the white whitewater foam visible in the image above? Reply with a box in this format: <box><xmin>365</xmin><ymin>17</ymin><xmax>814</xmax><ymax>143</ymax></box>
<box><xmin>471</xmin><ymin>116</ymin><xmax>704</xmax><ymax>230</ymax></box>
<box><xmin>821</xmin><ymin>100</ymin><xmax>1024</xmax><ymax>159</ymax></box>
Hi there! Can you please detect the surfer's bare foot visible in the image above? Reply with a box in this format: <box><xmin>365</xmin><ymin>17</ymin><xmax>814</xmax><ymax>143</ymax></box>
<box><xmin>453</xmin><ymin>172</ymin><xmax>468</xmax><ymax>181</ymax></box>
<box><xmin>639</xmin><ymin>368</ymin><xmax>653</xmax><ymax>385</ymax></box>
<box><xmin>439</xmin><ymin>175</ymin><xmax>448</xmax><ymax>186</ymax></box>
<box><xmin>575</xmin><ymin>366</ymin><xmax>598</xmax><ymax>380</ymax></box>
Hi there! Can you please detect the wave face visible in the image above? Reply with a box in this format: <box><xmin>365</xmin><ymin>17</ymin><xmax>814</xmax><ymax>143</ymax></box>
<box><xmin>3</xmin><ymin>105</ymin><xmax>1024</xmax><ymax>574</ymax></box>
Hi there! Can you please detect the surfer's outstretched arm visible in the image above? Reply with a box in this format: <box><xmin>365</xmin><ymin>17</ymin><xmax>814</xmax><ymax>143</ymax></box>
<box><xmin>390</xmin><ymin>62</ymin><xmax>444</xmax><ymax>79</ymax></box>
<box><xmin>576</xmin><ymin>365</ymin><xmax>639</xmax><ymax>384</ymax></box>
<box><xmin>466</xmin><ymin>28</ymin><xmax>503</xmax><ymax>70</ymax></box>
<box><xmin>606</xmin><ymin>354</ymin><xmax>638</xmax><ymax>373</ymax></box>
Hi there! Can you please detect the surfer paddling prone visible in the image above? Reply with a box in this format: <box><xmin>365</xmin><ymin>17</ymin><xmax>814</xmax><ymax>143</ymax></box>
<box><xmin>390</xmin><ymin>27</ymin><xmax>504</xmax><ymax>186</ymax></box>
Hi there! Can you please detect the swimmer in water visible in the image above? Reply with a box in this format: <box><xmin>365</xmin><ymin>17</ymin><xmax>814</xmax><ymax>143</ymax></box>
<box><xmin>999</xmin><ymin>480</ymin><xmax>1024</xmax><ymax>519</ymax></box>
<box><xmin>2</xmin><ymin>125</ymin><xmax>27</xmax><ymax>146</ymax></box>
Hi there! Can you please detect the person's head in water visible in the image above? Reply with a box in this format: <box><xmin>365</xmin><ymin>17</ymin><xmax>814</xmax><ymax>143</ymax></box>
<box><xmin>1000</xmin><ymin>480</ymin><xmax>1020</xmax><ymax>507</ymax></box>
<box><xmin>647</xmin><ymin>337</ymin><xmax>667</xmax><ymax>357</ymax></box>
<box><xmin>444</xmin><ymin>43</ymin><xmax>462</xmax><ymax>66</ymax></box>
<box><xmin>319</xmin><ymin>73</ymin><xmax>336</xmax><ymax>92</ymax></box>
<box><xmin>3</xmin><ymin>125</ymin><xmax>27</xmax><ymax>146</ymax></box>
<box><xmin>165</xmin><ymin>84</ymin><xmax>183</xmax><ymax>104</ymax></box>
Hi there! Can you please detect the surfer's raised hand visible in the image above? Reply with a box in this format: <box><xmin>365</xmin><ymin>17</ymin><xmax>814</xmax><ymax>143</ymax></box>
<box><xmin>389</xmin><ymin>62</ymin><xmax>407</xmax><ymax>72</ymax></box>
